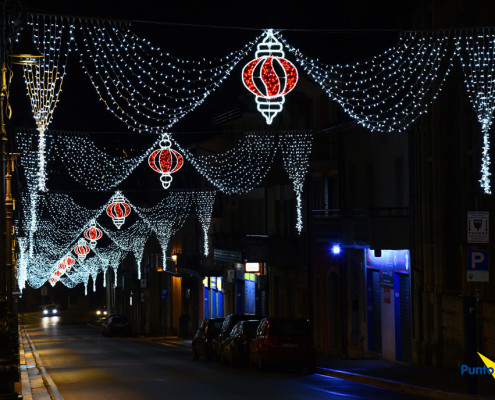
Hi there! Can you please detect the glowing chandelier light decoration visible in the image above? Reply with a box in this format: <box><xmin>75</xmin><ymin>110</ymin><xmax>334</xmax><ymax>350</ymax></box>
<box><xmin>148</xmin><ymin>133</ymin><xmax>184</xmax><ymax>189</ymax></box>
<box><xmin>242</xmin><ymin>29</ymin><xmax>298</xmax><ymax>124</ymax></box>
<box><xmin>455</xmin><ymin>30</ymin><xmax>495</xmax><ymax>194</ymax></box>
<box><xmin>74</xmin><ymin>238</ymin><xmax>90</xmax><ymax>261</ymax></box>
<box><xmin>194</xmin><ymin>191</ymin><xmax>217</xmax><ymax>256</ymax></box>
<box><xmin>106</xmin><ymin>191</ymin><xmax>131</xmax><ymax>229</ymax></box>
<box><xmin>84</xmin><ymin>219</ymin><xmax>103</xmax><ymax>249</ymax></box>
<box><xmin>23</xmin><ymin>14</ymin><xmax>73</xmax><ymax>191</ymax></box>
<box><xmin>279</xmin><ymin>132</ymin><xmax>313</xmax><ymax>234</ymax></box>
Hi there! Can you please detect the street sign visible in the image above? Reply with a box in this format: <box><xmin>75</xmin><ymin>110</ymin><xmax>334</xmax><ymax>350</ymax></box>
<box><xmin>467</xmin><ymin>211</ymin><xmax>489</xmax><ymax>243</ymax></box>
<box><xmin>467</xmin><ymin>250</ymin><xmax>489</xmax><ymax>282</ymax></box>
<box><xmin>161</xmin><ymin>289</ymin><xmax>168</xmax><ymax>300</ymax></box>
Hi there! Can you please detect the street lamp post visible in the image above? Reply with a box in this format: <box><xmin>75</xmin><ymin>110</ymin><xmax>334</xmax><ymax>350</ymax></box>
<box><xmin>0</xmin><ymin>1</ymin><xmax>42</xmax><ymax>396</ymax></box>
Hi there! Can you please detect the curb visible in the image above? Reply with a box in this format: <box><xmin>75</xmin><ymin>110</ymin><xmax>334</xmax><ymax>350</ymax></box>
<box><xmin>21</xmin><ymin>327</ymin><xmax>64</xmax><ymax>400</ymax></box>
<box><xmin>315</xmin><ymin>368</ymin><xmax>486</xmax><ymax>400</ymax></box>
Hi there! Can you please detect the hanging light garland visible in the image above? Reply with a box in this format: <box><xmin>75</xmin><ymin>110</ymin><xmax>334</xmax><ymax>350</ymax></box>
<box><xmin>194</xmin><ymin>191</ymin><xmax>216</xmax><ymax>256</ymax></box>
<box><xmin>23</xmin><ymin>14</ymin><xmax>73</xmax><ymax>191</ymax></box>
<box><xmin>279</xmin><ymin>132</ymin><xmax>312</xmax><ymax>233</ymax></box>
<box><xmin>242</xmin><ymin>29</ymin><xmax>298</xmax><ymax>124</ymax></box>
<box><xmin>72</xmin><ymin>18</ymin><xmax>262</xmax><ymax>132</ymax></box>
<box><xmin>455</xmin><ymin>30</ymin><xmax>495</xmax><ymax>194</ymax></box>
<box><xmin>148</xmin><ymin>133</ymin><xmax>184</xmax><ymax>189</ymax></box>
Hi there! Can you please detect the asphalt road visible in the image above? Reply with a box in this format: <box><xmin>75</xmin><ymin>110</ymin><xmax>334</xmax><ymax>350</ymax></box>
<box><xmin>23</xmin><ymin>314</ymin><xmax>428</xmax><ymax>400</ymax></box>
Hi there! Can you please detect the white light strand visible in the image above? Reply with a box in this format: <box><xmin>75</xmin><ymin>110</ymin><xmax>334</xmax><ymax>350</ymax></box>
<box><xmin>24</xmin><ymin>15</ymin><xmax>72</xmax><ymax>191</ymax></box>
<box><xmin>279</xmin><ymin>132</ymin><xmax>313</xmax><ymax>233</ymax></box>
<box><xmin>455</xmin><ymin>29</ymin><xmax>495</xmax><ymax>194</ymax></box>
<box><xmin>72</xmin><ymin>18</ymin><xmax>261</xmax><ymax>132</ymax></box>
<box><xmin>194</xmin><ymin>191</ymin><xmax>217</xmax><ymax>256</ymax></box>
<box><xmin>277</xmin><ymin>30</ymin><xmax>455</xmax><ymax>133</ymax></box>
<box><xmin>52</xmin><ymin>131</ymin><xmax>161</xmax><ymax>190</ymax></box>
<box><xmin>174</xmin><ymin>131</ymin><xmax>278</xmax><ymax>194</ymax></box>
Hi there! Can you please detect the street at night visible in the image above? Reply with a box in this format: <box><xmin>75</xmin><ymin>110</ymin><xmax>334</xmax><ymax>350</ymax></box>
<box><xmin>22</xmin><ymin>314</ymin><xmax>430</xmax><ymax>400</ymax></box>
<box><xmin>2</xmin><ymin>1</ymin><xmax>495</xmax><ymax>399</ymax></box>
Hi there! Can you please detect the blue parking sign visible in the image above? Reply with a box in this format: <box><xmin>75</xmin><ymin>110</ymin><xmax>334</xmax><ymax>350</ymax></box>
<box><xmin>161</xmin><ymin>289</ymin><xmax>168</xmax><ymax>300</ymax></box>
<box><xmin>467</xmin><ymin>250</ymin><xmax>489</xmax><ymax>282</ymax></box>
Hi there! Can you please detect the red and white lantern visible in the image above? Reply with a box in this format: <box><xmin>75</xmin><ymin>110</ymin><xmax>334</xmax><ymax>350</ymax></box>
<box><xmin>63</xmin><ymin>255</ymin><xmax>76</xmax><ymax>271</ymax></box>
<box><xmin>106</xmin><ymin>191</ymin><xmax>131</xmax><ymax>229</ymax></box>
<box><xmin>84</xmin><ymin>219</ymin><xmax>103</xmax><ymax>249</ymax></box>
<box><xmin>74</xmin><ymin>238</ymin><xmax>90</xmax><ymax>261</ymax></box>
<box><xmin>242</xmin><ymin>29</ymin><xmax>298</xmax><ymax>125</ymax></box>
<box><xmin>148</xmin><ymin>134</ymin><xmax>184</xmax><ymax>189</ymax></box>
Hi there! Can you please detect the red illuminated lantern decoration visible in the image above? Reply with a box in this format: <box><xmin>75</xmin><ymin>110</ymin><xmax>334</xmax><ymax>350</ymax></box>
<box><xmin>148</xmin><ymin>134</ymin><xmax>184</xmax><ymax>189</ymax></box>
<box><xmin>49</xmin><ymin>277</ymin><xmax>58</xmax><ymax>286</ymax></box>
<box><xmin>74</xmin><ymin>238</ymin><xmax>90</xmax><ymax>261</ymax></box>
<box><xmin>63</xmin><ymin>255</ymin><xmax>76</xmax><ymax>271</ymax></box>
<box><xmin>242</xmin><ymin>29</ymin><xmax>298</xmax><ymax>125</ymax></box>
<box><xmin>106</xmin><ymin>191</ymin><xmax>131</xmax><ymax>229</ymax></box>
<box><xmin>84</xmin><ymin>219</ymin><xmax>103</xmax><ymax>249</ymax></box>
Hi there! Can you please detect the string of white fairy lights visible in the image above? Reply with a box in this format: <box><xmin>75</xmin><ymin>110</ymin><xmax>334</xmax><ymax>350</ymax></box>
<box><xmin>24</xmin><ymin>14</ymin><xmax>72</xmax><ymax>191</ymax></box>
<box><xmin>21</xmin><ymin>16</ymin><xmax>495</xmax><ymax>193</ymax></box>
<box><xmin>455</xmin><ymin>29</ymin><xmax>495</xmax><ymax>195</ymax></box>
<box><xmin>17</xmin><ymin>189</ymin><xmax>217</xmax><ymax>290</ymax></box>
<box><xmin>72</xmin><ymin>17</ymin><xmax>262</xmax><ymax>132</ymax></box>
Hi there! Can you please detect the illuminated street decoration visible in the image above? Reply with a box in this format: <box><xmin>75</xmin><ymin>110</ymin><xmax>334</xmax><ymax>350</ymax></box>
<box><xmin>73</xmin><ymin>18</ymin><xmax>261</xmax><ymax>133</ymax></box>
<box><xmin>242</xmin><ymin>29</ymin><xmax>298</xmax><ymax>124</ymax></box>
<box><xmin>148</xmin><ymin>134</ymin><xmax>184</xmax><ymax>189</ymax></box>
<box><xmin>74</xmin><ymin>238</ymin><xmax>90</xmax><ymax>261</ymax></box>
<box><xmin>455</xmin><ymin>32</ymin><xmax>495</xmax><ymax>194</ymax></box>
<box><xmin>63</xmin><ymin>255</ymin><xmax>76</xmax><ymax>271</ymax></box>
<box><xmin>279</xmin><ymin>131</ymin><xmax>312</xmax><ymax>234</ymax></box>
<box><xmin>53</xmin><ymin>132</ymin><xmax>160</xmax><ymax>191</ymax></box>
<box><xmin>106</xmin><ymin>191</ymin><xmax>131</xmax><ymax>229</ymax></box>
<box><xmin>23</xmin><ymin>14</ymin><xmax>72</xmax><ymax>191</ymax></box>
<box><xmin>84</xmin><ymin>219</ymin><xmax>103</xmax><ymax>249</ymax></box>
<box><xmin>194</xmin><ymin>191</ymin><xmax>217</xmax><ymax>256</ymax></box>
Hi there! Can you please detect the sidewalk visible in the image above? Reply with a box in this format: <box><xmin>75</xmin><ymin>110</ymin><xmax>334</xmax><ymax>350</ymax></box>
<box><xmin>18</xmin><ymin>327</ymin><xmax>63</xmax><ymax>400</ymax></box>
<box><xmin>153</xmin><ymin>336</ymin><xmax>494</xmax><ymax>400</ymax></box>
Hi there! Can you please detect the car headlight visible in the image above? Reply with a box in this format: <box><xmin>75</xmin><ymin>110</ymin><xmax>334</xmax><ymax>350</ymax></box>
<box><xmin>52</xmin><ymin>309</ymin><xmax>57</xmax><ymax>314</ymax></box>
<box><xmin>96</xmin><ymin>310</ymin><xmax>101</xmax><ymax>315</ymax></box>
<box><xmin>43</xmin><ymin>309</ymin><xmax>48</xmax><ymax>315</ymax></box>
<box><xmin>103</xmin><ymin>311</ymin><xmax>107</xmax><ymax>315</ymax></box>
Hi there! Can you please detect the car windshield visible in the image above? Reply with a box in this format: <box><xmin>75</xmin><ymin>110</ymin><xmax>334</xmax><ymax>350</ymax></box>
<box><xmin>211</xmin><ymin>320</ymin><xmax>223</xmax><ymax>329</ymax></box>
<box><xmin>244</xmin><ymin>321</ymin><xmax>259</xmax><ymax>334</ymax></box>
<box><xmin>269</xmin><ymin>320</ymin><xmax>310</xmax><ymax>337</ymax></box>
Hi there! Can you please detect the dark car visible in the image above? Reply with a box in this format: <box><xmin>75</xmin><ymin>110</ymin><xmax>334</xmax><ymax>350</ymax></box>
<box><xmin>101</xmin><ymin>314</ymin><xmax>131</xmax><ymax>337</ymax></box>
<box><xmin>213</xmin><ymin>313</ymin><xmax>263</xmax><ymax>361</ymax></box>
<box><xmin>222</xmin><ymin>320</ymin><xmax>260</xmax><ymax>367</ymax></box>
<box><xmin>191</xmin><ymin>317</ymin><xmax>225</xmax><ymax>361</ymax></box>
<box><xmin>41</xmin><ymin>304</ymin><xmax>59</xmax><ymax>317</ymax></box>
<box><xmin>249</xmin><ymin>317</ymin><xmax>315</xmax><ymax>372</ymax></box>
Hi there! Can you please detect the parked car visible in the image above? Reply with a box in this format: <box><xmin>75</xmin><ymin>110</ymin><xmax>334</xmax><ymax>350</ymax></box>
<box><xmin>101</xmin><ymin>314</ymin><xmax>131</xmax><ymax>337</ymax></box>
<box><xmin>222</xmin><ymin>320</ymin><xmax>260</xmax><ymax>367</ymax></box>
<box><xmin>249</xmin><ymin>317</ymin><xmax>315</xmax><ymax>372</ymax></box>
<box><xmin>214</xmin><ymin>313</ymin><xmax>263</xmax><ymax>361</ymax></box>
<box><xmin>41</xmin><ymin>304</ymin><xmax>59</xmax><ymax>317</ymax></box>
<box><xmin>191</xmin><ymin>317</ymin><xmax>225</xmax><ymax>360</ymax></box>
